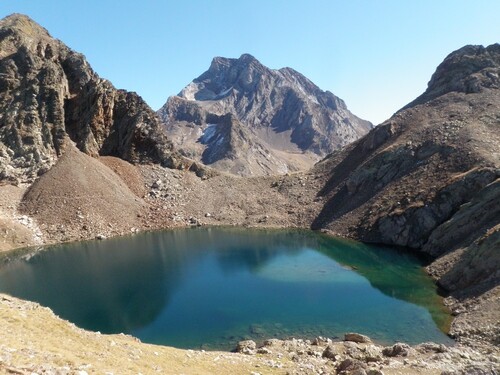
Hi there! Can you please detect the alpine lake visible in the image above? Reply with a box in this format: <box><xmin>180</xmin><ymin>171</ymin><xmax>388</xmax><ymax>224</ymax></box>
<box><xmin>0</xmin><ymin>227</ymin><xmax>453</xmax><ymax>350</ymax></box>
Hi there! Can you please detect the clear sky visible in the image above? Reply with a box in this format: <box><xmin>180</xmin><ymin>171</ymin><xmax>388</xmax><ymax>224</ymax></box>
<box><xmin>1</xmin><ymin>1</ymin><xmax>499</xmax><ymax>124</ymax></box>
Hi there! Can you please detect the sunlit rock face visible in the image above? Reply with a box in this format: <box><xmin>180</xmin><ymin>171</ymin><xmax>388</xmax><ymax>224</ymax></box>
<box><xmin>158</xmin><ymin>54</ymin><xmax>372</xmax><ymax>176</ymax></box>
<box><xmin>311</xmin><ymin>43</ymin><xmax>500</xmax><ymax>298</ymax></box>
<box><xmin>0</xmin><ymin>14</ymin><xmax>183</xmax><ymax>184</ymax></box>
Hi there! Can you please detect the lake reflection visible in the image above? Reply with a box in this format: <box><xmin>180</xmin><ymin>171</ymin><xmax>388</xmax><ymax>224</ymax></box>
<box><xmin>0</xmin><ymin>227</ymin><xmax>453</xmax><ymax>349</ymax></box>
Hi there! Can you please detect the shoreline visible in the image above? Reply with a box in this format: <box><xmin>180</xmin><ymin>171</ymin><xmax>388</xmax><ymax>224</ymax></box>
<box><xmin>1</xmin><ymin>293</ymin><xmax>498</xmax><ymax>375</ymax></box>
<box><xmin>0</xmin><ymin>225</ymin><xmax>455</xmax><ymax>346</ymax></box>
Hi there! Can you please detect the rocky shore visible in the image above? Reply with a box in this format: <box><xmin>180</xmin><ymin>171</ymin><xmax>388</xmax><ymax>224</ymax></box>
<box><xmin>0</xmin><ymin>294</ymin><xmax>498</xmax><ymax>375</ymax></box>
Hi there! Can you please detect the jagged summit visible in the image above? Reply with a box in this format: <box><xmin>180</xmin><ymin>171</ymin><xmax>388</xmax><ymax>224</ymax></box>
<box><xmin>0</xmin><ymin>14</ymin><xmax>57</xmax><ymax>60</ymax></box>
<box><xmin>0</xmin><ymin>13</ymin><xmax>51</xmax><ymax>39</ymax></box>
<box><xmin>405</xmin><ymin>43</ymin><xmax>500</xmax><ymax>109</ymax></box>
<box><xmin>159</xmin><ymin>53</ymin><xmax>372</xmax><ymax>176</ymax></box>
<box><xmin>1</xmin><ymin>13</ymin><xmax>44</xmax><ymax>29</ymax></box>
<box><xmin>208</xmin><ymin>54</ymin><xmax>261</xmax><ymax>69</ymax></box>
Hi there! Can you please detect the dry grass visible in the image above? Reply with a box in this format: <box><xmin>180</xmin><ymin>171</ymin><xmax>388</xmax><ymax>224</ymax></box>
<box><xmin>0</xmin><ymin>294</ymin><xmax>285</xmax><ymax>375</ymax></box>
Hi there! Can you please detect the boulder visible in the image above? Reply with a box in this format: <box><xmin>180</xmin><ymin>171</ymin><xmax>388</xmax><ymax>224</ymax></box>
<box><xmin>382</xmin><ymin>343</ymin><xmax>411</xmax><ymax>357</ymax></box>
<box><xmin>336</xmin><ymin>358</ymin><xmax>367</xmax><ymax>373</ymax></box>
<box><xmin>345</xmin><ymin>333</ymin><xmax>372</xmax><ymax>343</ymax></box>
<box><xmin>236</xmin><ymin>340</ymin><xmax>256</xmax><ymax>355</ymax></box>
<box><xmin>322</xmin><ymin>345</ymin><xmax>339</xmax><ymax>360</ymax></box>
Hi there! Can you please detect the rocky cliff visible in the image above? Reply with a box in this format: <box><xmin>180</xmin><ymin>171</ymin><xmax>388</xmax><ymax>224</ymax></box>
<box><xmin>158</xmin><ymin>54</ymin><xmax>372</xmax><ymax>176</ymax></box>
<box><xmin>312</xmin><ymin>44</ymin><xmax>500</xmax><ymax>302</ymax></box>
<box><xmin>0</xmin><ymin>14</ymin><xmax>184</xmax><ymax>184</ymax></box>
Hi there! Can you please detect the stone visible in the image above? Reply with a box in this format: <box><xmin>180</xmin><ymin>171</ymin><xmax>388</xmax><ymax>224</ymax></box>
<box><xmin>345</xmin><ymin>333</ymin><xmax>372</xmax><ymax>343</ymax></box>
<box><xmin>312</xmin><ymin>336</ymin><xmax>328</xmax><ymax>345</ymax></box>
<box><xmin>382</xmin><ymin>343</ymin><xmax>411</xmax><ymax>357</ymax></box>
<box><xmin>336</xmin><ymin>358</ymin><xmax>367</xmax><ymax>373</ymax></box>
<box><xmin>236</xmin><ymin>340</ymin><xmax>256</xmax><ymax>355</ymax></box>
<box><xmin>363</xmin><ymin>345</ymin><xmax>383</xmax><ymax>362</ymax></box>
<box><xmin>263</xmin><ymin>339</ymin><xmax>281</xmax><ymax>347</ymax></box>
<box><xmin>322</xmin><ymin>345</ymin><xmax>339</xmax><ymax>361</ymax></box>
<box><xmin>152</xmin><ymin>180</ymin><xmax>162</xmax><ymax>189</ymax></box>
<box><xmin>418</xmin><ymin>342</ymin><xmax>447</xmax><ymax>353</ymax></box>
<box><xmin>256</xmin><ymin>347</ymin><xmax>271</xmax><ymax>355</ymax></box>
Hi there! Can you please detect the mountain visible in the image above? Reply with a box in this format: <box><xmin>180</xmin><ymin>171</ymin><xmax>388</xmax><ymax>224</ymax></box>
<box><xmin>0</xmin><ymin>14</ymin><xmax>185</xmax><ymax>184</ymax></box>
<box><xmin>310</xmin><ymin>45</ymin><xmax>500</xmax><ymax>343</ymax></box>
<box><xmin>158</xmin><ymin>54</ymin><xmax>372</xmax><ymax>176</ymax></box>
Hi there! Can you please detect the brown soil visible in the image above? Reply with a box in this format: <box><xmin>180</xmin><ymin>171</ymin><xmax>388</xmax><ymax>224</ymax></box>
<box><xmin>99</xmin><ymin>156</ymin><xmax>147</xmax><ymax>198</ymax></box>
<box><xmin>19</xmin><ymin>143</ymin><xmax>146</xmax><ymax>244</ymax></box>
<box><xmin>0</xmin><ymin>184</ymin><xmax>39</xmax><ymax>251</ymax></box>
<box><xmin>139</xmin><ymin>164</ymin><xmax>323</xmax><ymax>232</ymax></box>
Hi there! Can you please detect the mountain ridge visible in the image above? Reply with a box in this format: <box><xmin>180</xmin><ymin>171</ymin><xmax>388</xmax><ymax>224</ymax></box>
<box><xmin>403</xmin><ymin>43</ymin><xmax>500</xmax><ymax>109</ymax></box>
<box><xmin>158</xmin><ymin>53</ymin><xmax>372</xmax><ymax>176</ymax></box>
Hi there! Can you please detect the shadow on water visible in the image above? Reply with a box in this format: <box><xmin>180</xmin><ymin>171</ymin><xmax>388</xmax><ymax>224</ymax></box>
<box><xmin>311</xmin><ymin>233</ymin><xmax>452</xmax><ymax>333</ymax></box>
<box><xmin>209</xmin><ymin>228</ymin><xmax>451</xmax><ymax>333</ymax></box>
<box><xmin>0</xmin><ymin>227</ymin><xmax>452</xmax><ymax>348</ymax></box>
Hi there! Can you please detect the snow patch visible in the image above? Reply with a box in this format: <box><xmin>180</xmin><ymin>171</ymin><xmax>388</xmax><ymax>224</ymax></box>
<box><xmin>200</xmin><ymin>124</ymin><xmax>218</xmax><ymax>143</ymax></box>
<box><xmin>215</xmin><ymin>135</ymin><xmax>225</xmax><ymax>146</ymax></box>
<box><xmin>216</xmin><ymin>86</ymin><xmax>233</xmax><ymax>98</ymax></box>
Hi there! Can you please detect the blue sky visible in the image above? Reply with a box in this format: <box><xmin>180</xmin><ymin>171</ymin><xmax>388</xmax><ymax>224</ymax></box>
<box><xmin>1</xmin><ymin>1</ymin><xmax>499</xmax><ymax>124</ymax></box>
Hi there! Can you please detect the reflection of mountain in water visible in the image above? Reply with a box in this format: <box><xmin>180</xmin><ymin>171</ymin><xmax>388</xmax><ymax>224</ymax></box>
<box><xmin>0</xmin><ymin>235</ymin><xmax>176</xmax><ymax>333</ymax></box>
<box><xmin>0</xmin><ymin>228</ymin><xmax>450</xmax><ymax>338</ymax></box>
<box><xmin>164</xmin><ymin>227</ymin><xmax>450</xmax><ymax>332</ymax></box>
<box><xmin>184</xmin><ymin>228</ymin><xmax>450</xmax><ymax>332</ymax></box>
<box><xmin>313</xmin><ymin>235</ymin><xmax>451</xmax><ymax>331</ymax></box>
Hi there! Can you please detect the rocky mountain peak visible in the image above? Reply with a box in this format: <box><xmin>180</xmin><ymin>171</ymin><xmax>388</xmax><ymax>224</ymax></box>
<box><xmin>0</xmin><ymin>14</ymin><xmax>61</xmax><ymax>62</ymax></box>
<box><xmin>0</xmin><ymin>14</ymin><xmax>185</xmax><ymax>183</ymax></box>
<box><xmin>160</xmin><ymin>54</ymin><xmax>372</xmax><ymax>176</ymax></box>
<box><xmin>183</xmin><ymin>53</ymin><xmax>268</xmax><ymax>101</ymax></box>
<box><xmin>208</xmin><ymin>53</ymin><xmax>262</xmax><ymax>71</ymax></box>
<box><xmin>0</xmin><ymin>13</ymin><xmax>50</xmax><ymax>38</ymax></box>
<box><xmin>406</xmin><ymin>43</ymin><xmax>500</xmax><ymax>108</ymax></box>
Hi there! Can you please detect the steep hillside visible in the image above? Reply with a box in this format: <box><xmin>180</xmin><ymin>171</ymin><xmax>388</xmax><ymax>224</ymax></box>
<box><xmin>158</xmin><ymin>54</ymin><xmax>372</xmax><ymax>176</ymax></box>
<box><xmin>160</xmin><ymin>103</ymin><xmax>299</xmax><ymax>175</ymax></box>
<box><xmin>309</xmin><ymin>44</ymin><xmax>500</xmax><ymax>347</ymax></box>
<box><xmin>20</xmin><ymin>142</ymin><xmax>146</xmax><ymax>243</ymax></box>
<box><xmin>0</xmin><ymin>13</ymin><xmax>185</xmax><ymax>184</ymax></box>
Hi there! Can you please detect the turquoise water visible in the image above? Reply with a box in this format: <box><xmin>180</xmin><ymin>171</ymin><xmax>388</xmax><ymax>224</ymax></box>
<box><xmin>0</xmin><ymin>227</ymin><xmax>453</xmax><ymax>350</ymax></box>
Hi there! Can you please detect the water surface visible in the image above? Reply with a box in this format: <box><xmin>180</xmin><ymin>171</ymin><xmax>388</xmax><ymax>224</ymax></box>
<box><xmin>0</xmin><ymin>227</ymin><xmax>452</xmax><ymax>350</ymax></box>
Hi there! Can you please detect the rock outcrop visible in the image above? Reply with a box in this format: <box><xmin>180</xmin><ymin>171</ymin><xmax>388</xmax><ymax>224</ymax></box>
<box><xmin>0</xmin><ymin>13</ymin><xmax>184</xmax><ymax>184</ymax></box>
<box><xmin>158</xmin><ymin>54</ymin><xmax>372</xmax><ymax>176</ymax></box>
<box><xmin>406</xmin><ymin>44</ymin><xmax>500</xmax><ymax>107</ymax></box>
<box><xmin>311</xmin><ymin>44</ymin><xmax>500</xmax><ymax>347</ymax></box>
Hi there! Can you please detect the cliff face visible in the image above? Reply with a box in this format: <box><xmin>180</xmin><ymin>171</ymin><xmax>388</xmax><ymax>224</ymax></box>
<box><xmin>0</xmin><ymin>14</ymin><xmax>183</xmax><ymax>184</ymax></box>
<box><xmin>158</xmin><ymin>54</ymin><xmax>372</xmax><ymax>176</ymax></box>
<box><xmin>312</xmin><ymin>44</ymin><xmax>500</xmax><ymax>297</ymax></box>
